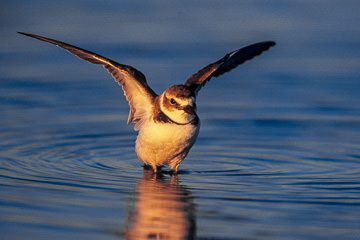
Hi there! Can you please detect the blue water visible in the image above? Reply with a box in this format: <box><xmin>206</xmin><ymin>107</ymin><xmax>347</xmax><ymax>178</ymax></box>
<box><xmin>1</xmin><ymin>1</ymin><xmax>360</xmax><ymax>239</ymax></box>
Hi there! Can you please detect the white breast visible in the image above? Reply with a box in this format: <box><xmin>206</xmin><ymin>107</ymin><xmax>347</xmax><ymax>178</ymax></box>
<box><xmin>135</xmin><ymin>117</ymin><xmax>199</xmax><ymax>168</ymax></box>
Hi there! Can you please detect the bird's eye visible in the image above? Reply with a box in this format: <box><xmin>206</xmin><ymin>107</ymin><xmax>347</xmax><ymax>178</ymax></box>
<box><xmin>170</xmin><ymin>98</ymin><xmax>176</xmax><ymax>105</ymax></box>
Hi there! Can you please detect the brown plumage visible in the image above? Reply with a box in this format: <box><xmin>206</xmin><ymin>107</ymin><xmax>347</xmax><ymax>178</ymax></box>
<box><xmin>18</xmin><ymin>32</ymin><xmax>275</xmax><ymax>173</ymax></box>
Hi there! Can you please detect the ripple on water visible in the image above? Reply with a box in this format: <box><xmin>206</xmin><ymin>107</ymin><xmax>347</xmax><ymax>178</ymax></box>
<box><xmin>0</xmin><ymin>128</ymin><xmax>142</xmax><ymax>193</ymax></box>
<box><xmin>182</xmin><ymin>137</ymin><xmax>360</xmax><ymax>207</ymax></box>
<box><xmin>1</xmin><ymin>114</ymin><xmax>360</xmax><ymax>239</ymax></box>
<box><xmin>0</xmin><ymin>126</ymin><xmax>146</xmax><ymax>238</ymax></box>
<box><xmin>173</xmin><ymin>135</ymin><xmax>360</xmax><ymax>239</ymax></box>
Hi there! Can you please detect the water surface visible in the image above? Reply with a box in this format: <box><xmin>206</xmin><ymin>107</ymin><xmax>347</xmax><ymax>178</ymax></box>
<box><xmin>1</xmin><ymin>1</ymin><xmax>360</xmax><ymax>239</ymax></box>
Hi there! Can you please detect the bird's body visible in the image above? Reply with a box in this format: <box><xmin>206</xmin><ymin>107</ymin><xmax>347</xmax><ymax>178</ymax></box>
<box><xmin>136</xmin><ymin>110</ymin><xmax>199</xmax><ymax>171</ymax></box>
<box><xmin>19</xmin><ymin>32</ymin><xmax>275</xmax><ymax>173</ymax></box>
<box><xmin>136</xmin><ymin>85</ymin><xmax>200</xmax><ymax>171</ymax></box>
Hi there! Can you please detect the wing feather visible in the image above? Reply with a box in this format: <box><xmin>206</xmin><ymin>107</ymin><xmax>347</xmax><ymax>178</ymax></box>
<box><xmin>184</xmin><ymin>41</ymin><xmax>276</xmax><ymax>94</ymax></box>
<box><xmin>18</xmin><ymin>32</ymin><xmax>157</xmax><ymax>130</ymax></box>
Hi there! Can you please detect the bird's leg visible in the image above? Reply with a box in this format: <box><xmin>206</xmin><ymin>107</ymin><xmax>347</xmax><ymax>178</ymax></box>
<box><xmin>173</xmin><ymin>164</ymin><xmax>180</xmax><ymax>175</ymax></box>
<box><xmin>154</xmin><ymin>165</ymin><xmax>164</xmax><ymax>174</ymax></box>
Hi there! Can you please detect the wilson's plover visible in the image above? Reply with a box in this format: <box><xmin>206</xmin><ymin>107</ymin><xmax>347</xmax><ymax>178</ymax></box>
<box><xmin>19</xmin><ymin>32</ymin><xmax>275</xmax><ymax>173</ymax></box>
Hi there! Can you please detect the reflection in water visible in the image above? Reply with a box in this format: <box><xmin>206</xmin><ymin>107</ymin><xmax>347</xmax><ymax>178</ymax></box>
<box><xmin>125</xmin><ymin>170</ymin><xmax>196</xmax><ymax>239</ymax></box>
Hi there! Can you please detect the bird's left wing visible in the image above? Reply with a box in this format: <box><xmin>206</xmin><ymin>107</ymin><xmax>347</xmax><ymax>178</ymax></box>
<box><xmin>18</xmin><ymin>32</ymin><xmax>157</xmax><ymax>131</ymax></box>
<box><xmin>184</xmin><ymin>41</ymin><xmax>276</xmax><ymax>95</ymax></box>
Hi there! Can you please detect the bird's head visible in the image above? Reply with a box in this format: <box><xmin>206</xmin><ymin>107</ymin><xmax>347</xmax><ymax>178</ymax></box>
<box><xmin>160</xmin><ymin>85</ymin><xmax>197</xmax><ymax>124</ymax></box>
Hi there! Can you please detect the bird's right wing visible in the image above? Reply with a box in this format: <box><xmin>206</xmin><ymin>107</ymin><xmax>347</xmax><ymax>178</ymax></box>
<box><xmin>184</xmin><ymin>41</ymin><xmax>276</xmax><ymax>95</ymax></box>
<box><xmin>18</xmin><ymin>32</ymin><xmax>157</xmax><ymax>131</ymax></box>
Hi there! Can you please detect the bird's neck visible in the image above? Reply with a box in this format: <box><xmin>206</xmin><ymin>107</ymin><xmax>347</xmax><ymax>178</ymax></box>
<box><xmin>155</xmin><ymin>94</ymin><xmax>195</xmax><ymax>125</ymax></box>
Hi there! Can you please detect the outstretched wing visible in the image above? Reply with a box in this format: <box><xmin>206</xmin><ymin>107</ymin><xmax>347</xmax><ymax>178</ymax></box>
<box><xmin>18</xmin><ymin>32</ymin><xmax>157</xmax><ymax>130</ymax></box>
<box><xmin>184</xmin><ymin>41</ymin><xmax>276</xmax><ymax>94</ymax></box>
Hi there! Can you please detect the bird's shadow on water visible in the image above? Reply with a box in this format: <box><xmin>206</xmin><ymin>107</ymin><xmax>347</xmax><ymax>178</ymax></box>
<box><xmin>122</xmin><ymin>169</ymin><xmax>196</xmax><ymax>239</ymax></box>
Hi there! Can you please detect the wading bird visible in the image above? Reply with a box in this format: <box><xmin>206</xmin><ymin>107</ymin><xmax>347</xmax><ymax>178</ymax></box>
<box><xmin>19</xmin><ymin>32</ymin><xmax>275</xmax><ymax>173</ymax></box>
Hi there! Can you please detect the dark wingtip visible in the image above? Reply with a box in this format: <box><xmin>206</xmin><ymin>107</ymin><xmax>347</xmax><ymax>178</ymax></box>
<box><xmin>263</xmin><ymin>41</ymin><xmax>276</xmax><ymax>46</ymax></box>
<box><xmin>18</xmin><ymin>31</ymin><xmax>31</xmax><ymax>36</ymax></box>
<box><xmin>266</xmin><ymin>41</ymin><xmax>276</xmax><ymax>51</ymax></box>
<box><xmin>268</xmin><ymin>41</ymin><xmax>276</xmax><ymax>49</ymax></box>
<box><xmin>18</xmin><ymin>32</ymin><xmax>41</xmax><ymax>40</ymax></box>
<box><xmin>258</xmin><ymin>41</ymin><xmax>276</xmax><ymax>51</ymax></box>
<box><xmin>258</xmin><ymin>41</ymin><xmax>276</xmax><ymax>50</ymax></box>
<box><xmin>212</xmin><ymin>40</ymin><xmax>276</xmax><ymax>77</ymax></box>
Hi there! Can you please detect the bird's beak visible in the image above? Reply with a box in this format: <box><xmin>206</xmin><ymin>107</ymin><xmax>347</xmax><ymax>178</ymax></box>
<box><xmin>183</xmin><ymin>105</ymin><xmax>196</xmax><ymax>116</ymax></box>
